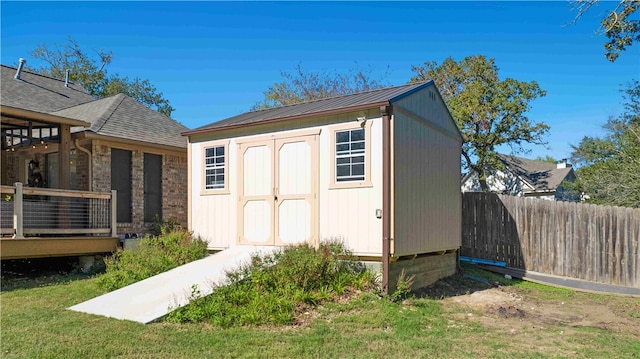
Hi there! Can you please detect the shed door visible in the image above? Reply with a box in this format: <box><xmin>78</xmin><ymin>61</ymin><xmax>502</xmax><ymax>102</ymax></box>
<box><xmin>238</xmin><ymin>134</ymin><xmax>317</xmax><ymax>246</ymax></box>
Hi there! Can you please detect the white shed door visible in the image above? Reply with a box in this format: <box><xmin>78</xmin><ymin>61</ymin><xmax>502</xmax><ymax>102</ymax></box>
<box><xmin>238</xmin><ymin>134</ymin><xmax>317</xmax><ymax>246</ymax></box>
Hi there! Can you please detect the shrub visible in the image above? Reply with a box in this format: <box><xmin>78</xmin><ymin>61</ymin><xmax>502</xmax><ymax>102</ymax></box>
<box><xmin>149</xmin><ymin>215</ymin><xmax>182</xmax><ymax>237</ymax></box>
<box><xmin>167</xmin><ymin>241</ymin><xmax>375</xmax><ymax>327</ymax></box>
<box><xmin>97</xmin><ymin>230</ymin><xmax>208</xmax><ymax>291</ymax></box>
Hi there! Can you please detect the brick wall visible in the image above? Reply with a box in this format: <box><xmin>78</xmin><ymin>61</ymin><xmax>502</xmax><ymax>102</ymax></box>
<box><xmin>75</xmin><ymin>149</ymin><xmax>90</xmax><ymax>191</ymax></box>
<box><xmin>162</xmin><ymin>152</ymin><xmax>188</xmax><ymax>228</ymax></box>
<box><xmin>91</xmin><ymin>141</ymin><xmax>187</xmax><ymax>236</ymax></box>
<box><xmin>2</xmin><ymin>154</ymin><xmax>19</xmax><ymax>185</ymax></box>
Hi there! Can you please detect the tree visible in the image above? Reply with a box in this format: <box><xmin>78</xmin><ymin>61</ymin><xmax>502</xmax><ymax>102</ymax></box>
<box><xmin>410</xmin><ymin>55</ymin><xmax>548</xmax><ymax>191</ymax></box>
<box><xmin>535</xmin><ymin>155</ymin><xmax>559</xmax><ymax>164</ymax></box>
<box><xmin>570</xmin><ymin>80</ymin><xmax>640</xmax><ymax>207</ymax></box>
<box><xmin>27</xmin><ymin>38</ymin><xmax>174</xmax><ymax>117</ymax></box>
<box><xmin>253</xmin><ymin>63</ymin><xmax>388</xmax><ymax>110</ymax></box>
<box><xmin>572</xmin><ymin>0</ymin><xmax>640</xmax><ymax>62</ymax></box>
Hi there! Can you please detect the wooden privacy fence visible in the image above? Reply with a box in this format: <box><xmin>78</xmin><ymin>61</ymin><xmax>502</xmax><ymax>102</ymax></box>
<box><xmin>461</xmin><ymin>192</ymin><xmax>640</xmax><ymax>288</ymax></box>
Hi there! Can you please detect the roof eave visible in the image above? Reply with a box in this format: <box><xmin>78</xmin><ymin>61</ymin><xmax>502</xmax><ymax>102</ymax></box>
<box><xmin>182</xmin><ymin>100</ymin><xmax>390</xmax><ymax>137</ymax></box>
<box><xmin>1</xmin><ymin>105</ymin><xmax>91</xmax><ymax>128</ymax></box>
<box><xmin>75</xmin><ymin>131</ymin><xmax>187</xmax><ymax>153</ymax></box>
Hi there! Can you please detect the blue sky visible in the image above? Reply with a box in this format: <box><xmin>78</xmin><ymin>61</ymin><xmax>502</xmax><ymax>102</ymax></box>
<box><xmin>1</xmin><ymin>1</ymin><xmax>638</xmax><ymax>162</ymax></box>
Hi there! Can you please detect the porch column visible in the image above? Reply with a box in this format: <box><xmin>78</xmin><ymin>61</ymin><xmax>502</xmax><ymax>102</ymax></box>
<box><xmin>58</xmin><ymin>124</ymin><xmax>71</xmax><ymax>229</ymax></box>
<box><xmin>58</xmin><ymin>124</ymin><xmax>71</xmax><ymax>189</ymax></box>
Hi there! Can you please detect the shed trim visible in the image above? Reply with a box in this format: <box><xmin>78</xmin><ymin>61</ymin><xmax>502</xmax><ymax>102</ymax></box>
<box><xmin>381</xmin><ymin>105</ymin><xmax>391</xmax><ymax>295</ymax></box>
<box><xmin>182</xmin><ymin>102</ymin><xmax>389</xmax><ymax>136</ymax></box>
<box><xmin>235</xmin><ymin>128</ymin><xmax>321</xmax><ymax>145</ymax></box>
<box><xmin>200</xmin><ymin>140</ymin><xmax>231</xmax><ymax>196</ymax></box>
<box><xmin>328</xmin><ymin>121</ymin><xmax>374</xmax><ymax>190</ymax></box>
<box><xmin>393</xmin><ymin>106</ymin><xmax>462</xmax><ymax>142</ymax></box>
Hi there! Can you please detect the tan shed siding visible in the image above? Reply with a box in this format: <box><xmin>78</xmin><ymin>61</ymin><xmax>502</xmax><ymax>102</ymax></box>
<box><xmin>189</xmin><ymin>109</ymin><xmax>383</xmax><ymax>255</ymax></box>
<box><xmin>319</xmin><ymin>117</ymin><xmax>383</xmax><ymax>255</ymax></box>
<box><xmin>189</xmin><ymin>140</ymin><xmax>237</xmax><ymax>249</ymax></box>
<box><xmin>392</xmin><ymin>88</ymin><xmax>462</xmax><ymax>257</ymax></box>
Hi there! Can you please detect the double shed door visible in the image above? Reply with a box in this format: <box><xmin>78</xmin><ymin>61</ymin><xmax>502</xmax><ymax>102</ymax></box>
<box><xmin>238</xmin><ymin>133</ymin><xmax>318</xmax><ymax>246</ymax></box>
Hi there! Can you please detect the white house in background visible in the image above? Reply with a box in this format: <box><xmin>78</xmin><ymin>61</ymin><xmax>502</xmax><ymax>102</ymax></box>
<box><xmin>182</xmin><ymin>82</ymin><xmax>463</xmax><ymax>293</ymax></box>
<box><xmin>461</xmin><ymin>154</ymin><xmax>577</xmax><ymax>201</ymax></box>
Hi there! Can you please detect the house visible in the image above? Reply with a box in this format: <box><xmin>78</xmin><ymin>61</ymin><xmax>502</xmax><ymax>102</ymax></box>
<box><xmin>183</xmin><ymin>82</ymin><xmax>463</xmax><ymax>292</ymax></box>
<box><xmin>461</xmin><ymin>153</ymin><xmax>577</xmax><ymax>201</ymax></box>
<box><xmin>1</xmin><ymin>61</ymin><xmax>188</xmax><ymax>258</ymax></box>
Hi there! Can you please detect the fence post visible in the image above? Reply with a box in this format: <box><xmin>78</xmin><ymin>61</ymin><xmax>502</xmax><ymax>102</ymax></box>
<box><xmin>13</xmin><ymin>182</ymin><xmax>24</xmax><ymax>239</ymax></box>
<box><xmin>111</xmin><ymin>190</ymin><xmax>117</xmax><ymax>237</ymax></box>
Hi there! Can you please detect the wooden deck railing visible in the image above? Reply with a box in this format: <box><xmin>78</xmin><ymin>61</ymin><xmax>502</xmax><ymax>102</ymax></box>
<box><xmin>0</xmin><ymin>183</ymin><xmax>117</xmax><ymax>238</ymax></box>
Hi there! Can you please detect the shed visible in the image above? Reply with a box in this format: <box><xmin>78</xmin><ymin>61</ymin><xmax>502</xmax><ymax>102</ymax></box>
<box><xmin>183</xmin><ymin>82</ymin><xmax>463</xmax><ymax>292</ymax></box>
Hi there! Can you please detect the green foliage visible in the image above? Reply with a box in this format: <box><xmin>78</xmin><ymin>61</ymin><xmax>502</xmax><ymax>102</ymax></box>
<box><xmin>167</xmin><ymin>241</ymin><xmax>375</xmax><ymax>327</ymax></box>
<box><xmin>570</xmin><ymin>80</ymin><xmax>640</xmax><ymax>207</ymax></box>
<box><xmin>390</xmin><ymin>270</ymin><xmax>415</xmax><ymax>302</ymax></box>
<box><xmin>149</xmin><ymin>215</ymin><xmax>182</xmax><ymax>236</ymax></box>
<box><xmin>253</xmin><ymin>63</ymin><xmax>388</xmax><ymax>109</ymax></box>
<box><xmin>572</xmin><ymin>0</ymin><xmax>639</xmax><ymax>62</ymax></box>
<box><xmin>27</xmin><ymin>37</ymin><xmax>174</xmax><ymax>116</ymax></box>
<box><xmin>534</xmin><ymin>155</ymin><xmax>558</xmax><ymax>164</ymax></box>
<box><xmin>96</xmin><ymin>230</ymin><xmax>207</xmax><ymax>291</ymax></box>
<box><xmin>410</xmin><ymin>55</ymin><xmax>548</xmax><ymax>191</ymax></box>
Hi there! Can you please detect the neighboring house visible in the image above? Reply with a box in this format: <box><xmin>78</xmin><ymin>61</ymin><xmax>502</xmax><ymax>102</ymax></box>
<box><xmin>1</xmin><ymin>62</ymin><xmax>188</xmax><ymax>235</ymax></box>
<box><xmin>183</xmin><ymin>82</ymin><xmax>463</xmax><ymax>292</ymax></box>
<box><xmin>461</xmin><ymin>153</ymin><xmax>577</xmax><ymax>201</ymax></box>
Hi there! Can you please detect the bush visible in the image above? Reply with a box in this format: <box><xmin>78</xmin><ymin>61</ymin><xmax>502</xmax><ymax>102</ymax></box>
<box><xmin>167</xmin><ymin>241</ymin><xmax>375</xmax><ymax>327</ymax></box>
<box><xmin>97</xmin><ymin>230</ymin><xmax>208</xmax><ymax>291</ymax></box>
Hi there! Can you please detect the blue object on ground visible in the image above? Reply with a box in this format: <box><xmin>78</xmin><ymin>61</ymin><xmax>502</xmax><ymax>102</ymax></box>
<box><xmin>460</xmin><ymin>256</ymin><xmax>507</xmax><ymax>267</ymax></box>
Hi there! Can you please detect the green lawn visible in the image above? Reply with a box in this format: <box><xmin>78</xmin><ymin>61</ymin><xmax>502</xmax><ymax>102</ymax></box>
<box><xmin>2</xmin><ymin>269</ymin><xmax>639</xmax><ymax>358</ymax></box>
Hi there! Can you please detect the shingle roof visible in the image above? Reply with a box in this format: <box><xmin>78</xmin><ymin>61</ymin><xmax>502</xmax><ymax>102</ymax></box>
<box><xmin>1</xmin><ymin>65</ymin><xmax>95</xmax><ymax>112</ymax></box>
<box><xmin>497</xmin><ymin>154</ymin><xmax>574</xmax><ymax>191</ymax></box>
<box><xmin>186</xmin><ymin>82</ymin><xmax>432</xmax><ymax>134</ymax></box>
<box><xmin>53</xmin><ymin>94</ymin><xmax>189</xmax><ymax>148</ymax></box>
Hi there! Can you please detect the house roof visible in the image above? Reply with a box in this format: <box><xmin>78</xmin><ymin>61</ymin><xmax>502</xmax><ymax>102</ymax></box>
<box><xmin>184</xmin><ymin>82</ymin><xmax>432</xmax><ymax>135</ymax></box>
<box><xmin>2</xmin><ymin>64</ymin><xmax>188</xmax><ymax>149</ymax></box>
<box><xmin>1</xmin><ymin>65</ymin><xmax>95</xmax><ymax>113</ymax></box>
<box><xmin>53</xmin><ymin>93</ymin><xmax>189</xmax><ymax>148</ymax></box>
<box><xmin>497</xmin><ymin>154</ymin><xmax>574</xmax><ymax>191</ymax></box>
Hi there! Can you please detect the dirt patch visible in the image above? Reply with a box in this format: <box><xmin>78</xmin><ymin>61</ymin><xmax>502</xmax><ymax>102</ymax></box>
<box><xmin>441</xmin><ymin>284</ymin><xmax>640</xmax><ymax>337</ymax></box>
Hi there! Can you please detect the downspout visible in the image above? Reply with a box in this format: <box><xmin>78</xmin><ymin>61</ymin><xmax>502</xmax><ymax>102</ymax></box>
<box><xmin>74</xmin><ymin>139</ymin><xmax>92</xmax><ymax>191</ymax></box>
<box><xmin>381</xmin><ymin>105</ymin><xmax>391</xmax><ymax>295</ymax></box>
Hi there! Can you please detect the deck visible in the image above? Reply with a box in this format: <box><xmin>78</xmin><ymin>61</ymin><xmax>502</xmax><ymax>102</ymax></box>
<box><xmin>1</xmin><ymin>183</ymin><xmax>119</xmax><ymax>259</ymax></box>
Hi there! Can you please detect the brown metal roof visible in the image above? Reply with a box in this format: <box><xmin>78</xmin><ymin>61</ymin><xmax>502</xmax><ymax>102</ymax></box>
<box><xmin>183</xmin><ymin>82</ymin><xmax>433</xmax><ymax>135</ymax></box>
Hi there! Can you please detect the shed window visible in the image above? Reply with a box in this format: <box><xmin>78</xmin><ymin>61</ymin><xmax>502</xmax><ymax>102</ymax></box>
<box><xmin>329</xmin><ymin>120</ymin><xmax>373</xmax><ymax>189</ymax></box>
<box><xmin>204</xmin><ymin>146</ymin><xmax>225</xmax><ymax>190</ymax></box>
<box><xmin>335</xmin><ymin>129</ymin><xmax>365</xmax><ymax>182</ymax></box>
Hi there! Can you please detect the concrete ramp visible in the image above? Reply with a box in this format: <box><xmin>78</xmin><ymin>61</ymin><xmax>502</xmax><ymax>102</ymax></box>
<box><xmin>69</xmin><ymin>245</ymin><xmax>279</xmax><ymax>324</ymax></box>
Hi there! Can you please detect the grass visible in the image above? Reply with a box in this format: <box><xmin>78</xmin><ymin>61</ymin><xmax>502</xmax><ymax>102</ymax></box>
<box><xmin>2</xmin><ymin>262</ymin><xmax>639</xmax><ymax>358</ymax></box>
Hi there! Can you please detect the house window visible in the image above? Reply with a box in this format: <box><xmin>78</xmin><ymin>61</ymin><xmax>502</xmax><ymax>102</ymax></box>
<box><xmin>329</xmin><ymin>121</ymin><xmax>373</xmax><ymax>189</ymax></box>
<box><xmin>202</xmin><ymin>141</ymin><xmax>229</xmax><ymax>194</ymax></box>
<box><xmin>111</xmin><ymin>148</ymin><xmax>132</xmax><ymax>223</ymax></box>
<box><xmin>336</xmin><ymin>128</ymin><xmax>365</xmax><ymax>182</ymax></box>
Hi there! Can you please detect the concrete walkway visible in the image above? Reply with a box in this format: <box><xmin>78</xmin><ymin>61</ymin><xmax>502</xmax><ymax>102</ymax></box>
<box><xmin>69</xmin><ymin>245</ymin><xmax>279</xmax><ymax>324</ymax></box>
